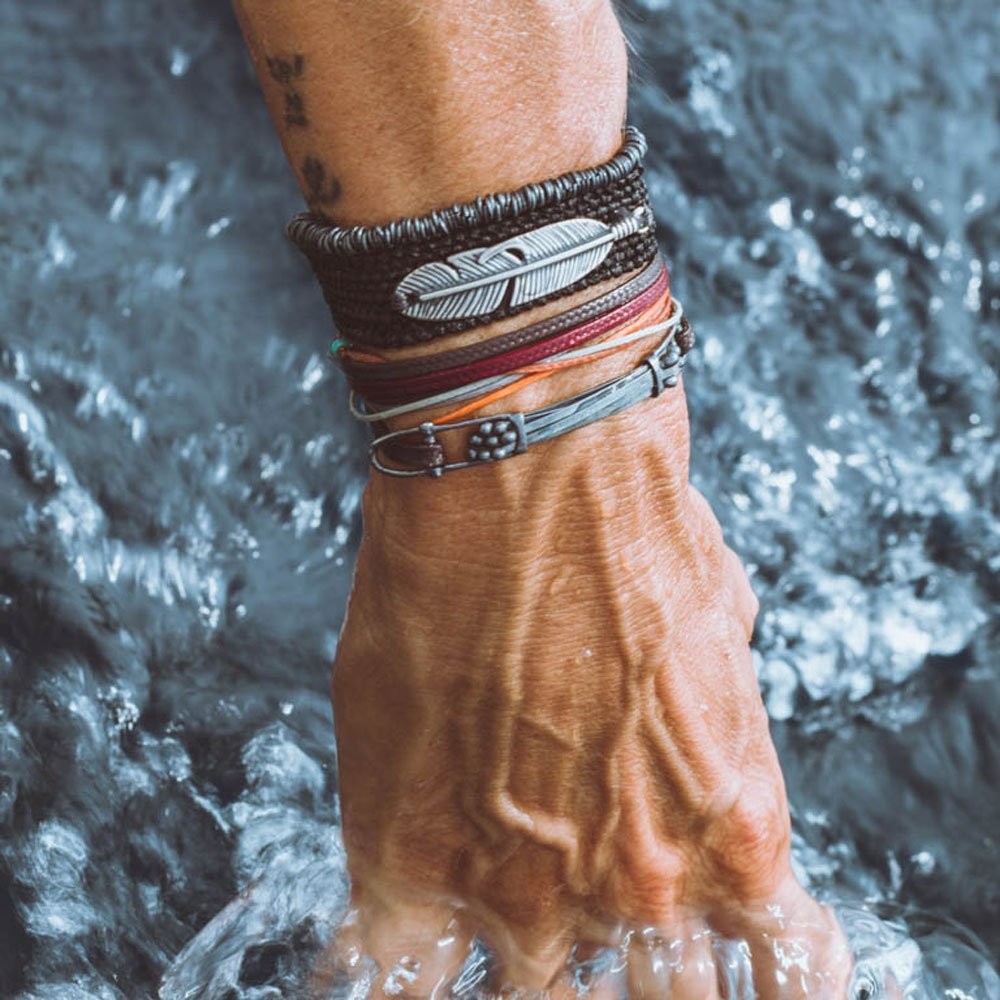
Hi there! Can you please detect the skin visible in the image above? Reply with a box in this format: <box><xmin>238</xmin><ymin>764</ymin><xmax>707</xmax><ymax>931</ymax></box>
<box><xmin>231</xmin><ymin>1</ymin><xmax>856</xmax><ymax>994</ymax></box>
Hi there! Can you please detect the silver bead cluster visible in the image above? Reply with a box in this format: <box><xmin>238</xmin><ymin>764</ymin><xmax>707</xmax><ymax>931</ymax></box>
<box><xmin>659</xmin><ymin>343</ymin><xmax>682</xmax><ymax>380</ymax></box>
<box><xmin>467</xmin><ymin>419</ymin><xmax>519</xmax><ymax>462</ymax></box>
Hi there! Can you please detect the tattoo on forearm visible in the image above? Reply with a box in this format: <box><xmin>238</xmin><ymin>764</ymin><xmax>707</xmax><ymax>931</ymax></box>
<box><xmin>264</xmin><ymin>53</ymin><xmax>342</xmax><ymax>211</ymax></box>
<box><xmin>266</xmin><ymin>53</ymin><xmax>308</xmax><ymax>129</ymax></box>
<box><xmin>302</xmin><ymin>156</ymin><xmax>343</xmax><ymax>211</ymax></box>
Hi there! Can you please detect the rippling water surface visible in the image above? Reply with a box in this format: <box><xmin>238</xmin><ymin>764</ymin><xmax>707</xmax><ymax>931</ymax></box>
<box><xmin>0</xmin><ymin>0</ymin><xmax>997</xmax><ymax>996</ymax></box>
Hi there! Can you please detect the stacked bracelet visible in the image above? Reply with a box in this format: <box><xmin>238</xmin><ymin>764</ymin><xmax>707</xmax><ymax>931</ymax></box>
<box><xmin>368</xmin><ymin>303</ymin><xmax>691</xmax><ymax>477</ymax></box>
<box><xmin>335</xmin><ymin>252</ymin><xmax>667</xmax><ymax>385</ymax></box>
<box><xmin>343</xmin><ymin>260</ymin><xmax>671</xmax><ymax>406</ymax></box>
<box><xmin>286</xmin><ymin>127</ymin><xmax>659</xmax><ymax>348</ymax></box>
<box><xmin>286</xmin><ymin>125</ymin><xmax>698</xmax><ymax>478</ymax></box>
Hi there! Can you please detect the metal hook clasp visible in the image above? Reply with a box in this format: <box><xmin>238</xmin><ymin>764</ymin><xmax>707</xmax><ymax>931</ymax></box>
<box><xmin>645</xmin><ymin>337</ymin><xmax>682</xmax><ymax>397</ymax></box>
<box><xmin>370</xmin><ymin>413</ymin><xmax>528</xmax><ymax>478</ymax></box>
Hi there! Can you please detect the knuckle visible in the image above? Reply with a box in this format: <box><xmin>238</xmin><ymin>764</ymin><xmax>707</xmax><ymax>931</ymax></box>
<box><xmin>703</xmin><ymin>790</ymin><xmax>791</xmax><ymax>901</ymax></box>
<box><xmin>613</xmin><ymin>842</ymin><xmax>686</xmax><ymax>924</ymax></box>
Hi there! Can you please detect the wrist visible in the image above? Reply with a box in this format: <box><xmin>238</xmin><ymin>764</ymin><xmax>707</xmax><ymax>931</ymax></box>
<box><xmin>354</xmin><ymin>277</ymin><xmax>693</xmax><ymax>536</ymax></box>
<box><xmin>343</xmin><ymin>374</ymin><xmax>695</xmax><ymax>674</ymax></box>
<box><xmin>361</xmin><ymin>368</ymin><xmax>692</xmax><ymax>549</ymax></box>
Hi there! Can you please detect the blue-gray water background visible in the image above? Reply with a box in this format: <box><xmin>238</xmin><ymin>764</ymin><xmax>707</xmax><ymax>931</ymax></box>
<box><xmin>0</xmin><ymin>0</ymin><xmax>997</xmax><ymax>996</ymax></box>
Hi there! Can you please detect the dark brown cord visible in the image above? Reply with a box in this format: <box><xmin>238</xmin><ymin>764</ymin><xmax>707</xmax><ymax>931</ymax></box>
<box><xmin>286</xmin><ymin>130</ymin><xmax>658</xmax><ymax>348</ymax></box>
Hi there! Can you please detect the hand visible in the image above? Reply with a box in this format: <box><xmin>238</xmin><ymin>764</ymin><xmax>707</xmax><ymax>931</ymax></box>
<box><xmin>320</xmin><ymin>372</ymin><xmax>852</xmax><ymax>998</ymax></box>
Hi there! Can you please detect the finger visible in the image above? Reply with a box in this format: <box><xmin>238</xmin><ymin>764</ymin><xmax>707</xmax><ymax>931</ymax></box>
<box><xmin>485</xmin><ymin>922</ymin><xmax>574</xmax><ymax>992</ymax></box>
<box><xmin>311</xmin><ymin>890</ymin><xmax>474</xmax><ymax>999</ymax></box>
<box><xmin>464</xmin><ymin>842</ymin><xmax>597</xmax><ymax>992</ymax></box>
<box><xmin>482</xmin><ymin>919</ymin><xmax>620</xmax><ymax>994</ymax></box>
<box><xmin>710</xmin><ymin>874</ymin><xmax>852</xmax><ymax>999</ymax></box>
<box><xmin>547</xmin><ymin>941</ymin><xmax>625</xmax><ymax>1000</ymax></box>
<box><xmin>549</xmin><ymin>972</ymin><xmax>624</xmax><ymax>1000</ymax></box>
<box><xmin>626</xmin><ymin>922</ymin><xmax>721</xmax><ymax>1000</ymax></box>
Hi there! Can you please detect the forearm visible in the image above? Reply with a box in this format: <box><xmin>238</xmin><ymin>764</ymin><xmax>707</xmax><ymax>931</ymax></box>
<box><xmin>233</xmin><ymin>0</ymin><xmax>678</xmax><ymax>521</ymax></box>
<box><xmin>232</xmin><ymin>0</ymin><xmax>629</xmax><ymax>226</ymax></box>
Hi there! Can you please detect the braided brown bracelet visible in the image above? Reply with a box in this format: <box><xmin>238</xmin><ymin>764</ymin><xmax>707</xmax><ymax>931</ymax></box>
<box><xmin>286</xmin><ymin>127</ymin><xmax>659</xmax><ymax>348</ymax></box>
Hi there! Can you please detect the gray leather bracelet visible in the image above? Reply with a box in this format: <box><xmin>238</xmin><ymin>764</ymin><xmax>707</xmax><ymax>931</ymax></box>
<box><xmin>369</xmin><ymin>318</ymin><xmax>688</xmax><ymax>478</ymax></box>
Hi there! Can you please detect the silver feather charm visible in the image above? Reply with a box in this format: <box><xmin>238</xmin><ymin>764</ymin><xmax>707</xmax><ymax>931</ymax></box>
<box><xmin>392</xmin><ymin>210</ymin><xmax>652</xmax><ymax>321</ymax></box>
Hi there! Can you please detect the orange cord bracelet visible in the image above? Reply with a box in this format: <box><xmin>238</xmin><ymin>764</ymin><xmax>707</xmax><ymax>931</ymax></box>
<box><xmin>430</xmin><ymin>289</ymin><xmax>673</xmax><ymax>424</ymax></box>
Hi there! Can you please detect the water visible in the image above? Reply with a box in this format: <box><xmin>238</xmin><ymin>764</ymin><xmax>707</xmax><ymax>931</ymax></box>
<box><xmin>0</xmin><ymin>0</ymin><xmax>997</xmax><ymax>996</ymax></box>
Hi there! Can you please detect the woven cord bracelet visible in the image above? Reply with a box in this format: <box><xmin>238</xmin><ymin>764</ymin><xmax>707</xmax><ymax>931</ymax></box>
<box><xmin>290</xmin><ymin>128</ymin><xmax>648</xmax><ymax>255</ymax></box>
<box><xmin>349</xmin><ymin>298</ymin><xmax>685</xmax><ymax>425</ymax></box>
<box><xmin>286</xmin><ymin>127</ymin><xmax>659</xmax><ymax>347</ymax></box>
<box><xmin>351</xmin><ymin>294</ymin><xmax>681</xmax><ymax>427</ymax></box>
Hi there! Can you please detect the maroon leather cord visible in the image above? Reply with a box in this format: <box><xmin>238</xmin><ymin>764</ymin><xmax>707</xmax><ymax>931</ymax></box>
<box><xmin>352</xmin><ymin>265</ymin><xmax>670</xmax><ymax>407</ymax></box>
